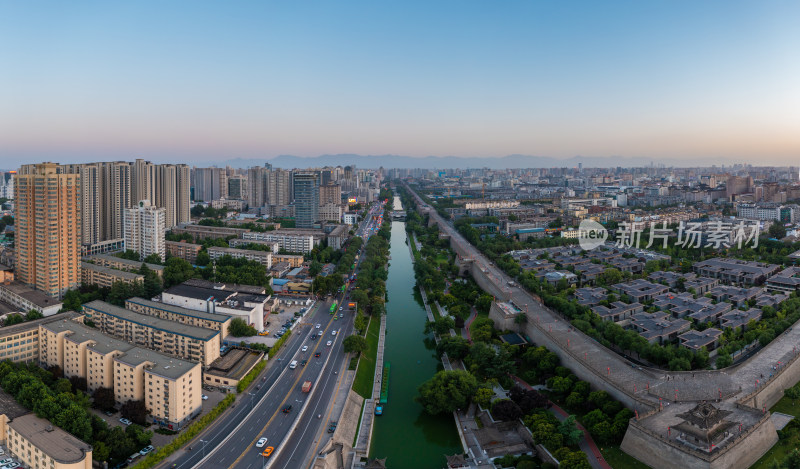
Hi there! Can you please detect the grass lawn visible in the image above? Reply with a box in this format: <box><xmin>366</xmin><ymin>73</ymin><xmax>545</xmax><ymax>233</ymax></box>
<box><xmin>600</xmin><ymin>446</ymin><xmax>650</xmax><ymax>469</ymax></box>
<box><xmin>770</xmin><ymin>396</ymin><xmax>800</xmax><ymax>418</ymax></box>
<box><xmin>749</xmin><ymin>396</ymin><xmax>800</xmax><ymax>469</ymax></box>
<box><xmin>352</xmin><ymin>315</ymin><xmax>382</xmax><ymax>399</ymax></box>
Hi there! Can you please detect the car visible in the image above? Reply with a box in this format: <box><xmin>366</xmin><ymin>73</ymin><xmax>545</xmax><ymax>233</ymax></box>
<box><xmin>0</xmin><ymin>461</ymin><xmax>12</xmax><ymax>467</ymax></box>
<box><xmin>202</xmin><ymin>395</ymin><xmax>208</xmax><ymax>400</ymax></box>
<box><xmin>256</xmin><ymin>438</ymin><xmax>268</xmax><ymax>448</ymax></box>
<box><xmin>339</xmin><ymin>306</ymin><xmax>343</xmax><ymax>311</ymax></box>
<box><xmin>326</xmin><ymin>341</ymin><xmax>332</xmax><ymax>346</ymax></box>
<box><xmin>301</xmin><ymin>345</ymin><xmax>308</xmax><ymax>352</ymax></box>
<box><xmin>331</xmin><ymin>330</ymin><xmax>337</xmax><ymax>336</ymax></box>
<box><xmin>310</xmin><ymin>334</ymin><xmax>317</xmax><ymax>340</ymax></box>
<box><xmin>314</xmin><ymin>352</ymin><xmax>321</xmax><ymax>357</ymax></box>
<box><xmin>300</xmin><ymin>359</ymin><xmax>307</xmax><ymax>367</ymax></box>
<box><xmin>261</xmin><ymin>446</ymin><xmax>274</xmax><ymax>457</ymax></box>
<box><xmin>119</xmin><ymin>418</ymin><xmax>132</xmax><ymax>425</ymax></box>
<box><xmin>282</xmin><ymin>405</ymin><xmax>292</xmax><ymax>413</ymax></box>
<box><xmin>316</xmin><ymin>323</ymin><xmax>321</xmax><ymax>329</ymax></box>
<box><xmin>103</xmin><ymin>410</ymin><xmax>114</xmax><ymax>416</ymax></box>
<box><xmin>339</xmin><ymin>313</ymin><xmax>344</xmax><ymax>318</ymax></box>
<box><xmin>139</xmin><ymin>445</ymin><xmax>155</xmax><ymax>455</ymax></box>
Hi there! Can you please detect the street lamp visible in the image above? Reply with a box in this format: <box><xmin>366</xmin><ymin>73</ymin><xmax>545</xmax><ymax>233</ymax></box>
<box><xmin>199</xmin><ymin>439</ymin><xmax>208</xmax><ymax>458</ymax></box>
<box><xmin>248</xmin><ymin>392</ymin><xmax>257</xmax><ymax>411</ymax></box>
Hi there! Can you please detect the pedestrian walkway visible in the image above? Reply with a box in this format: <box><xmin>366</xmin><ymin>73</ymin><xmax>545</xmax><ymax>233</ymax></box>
<box><xmin>353</xmin><ymin>314</ymin><xmax>387</xmax><ymax>456</ymax></box>
<box><xmin>511</xmin><ymin>375</ymin><xmax>612</xmax><ymax>469</ymax></box>
<box><xmin>463</xmin><ymin>307</ymin><xmax>478</xmax><ymax>342</ymax></box>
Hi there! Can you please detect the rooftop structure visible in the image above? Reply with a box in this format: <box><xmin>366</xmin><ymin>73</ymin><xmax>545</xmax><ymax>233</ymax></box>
<box><xmin>630</xmin><ymin>312</ymin><xmax>691</xmax><ymax>344</ymax></box>
<box><xmin>679</xmin><ymin>328</ymin><xmax>724</xmax><ymax>351</ymax></box>
<box><xmin>694</xmin><ymin>258</ymin><xmax>781</xmax><ymax>286</ymax></box>
<box><xmin>612</xmin><ymin>279</ymin><xmax>669</xmax><ymax>303</ymax></box>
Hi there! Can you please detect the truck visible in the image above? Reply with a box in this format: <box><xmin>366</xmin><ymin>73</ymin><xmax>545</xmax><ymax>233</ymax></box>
<box><xmin>302</xmin><ymin>381</ymin><xmax>312</xmax><ymax>393</ymax></box>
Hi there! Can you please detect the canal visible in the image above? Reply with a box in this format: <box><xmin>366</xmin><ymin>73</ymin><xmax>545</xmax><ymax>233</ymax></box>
<box><xmin>369</xmin><ymin>196</ymin><xmax>462</xmax><ymax>468</ymax></box>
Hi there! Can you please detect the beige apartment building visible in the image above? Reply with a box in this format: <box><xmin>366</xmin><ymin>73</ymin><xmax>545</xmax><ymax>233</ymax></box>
<box><xmin>124</xmin><ymin>297</ymin><xmax>232</xmax><ymax>337</ymax></box>
<box><xmin>15</xmin><ymin>162</ymin><xmax>81</xmax><ymax>297</ymax></box>
<box><xmin>86</xmin><ymin>253</ymin><xmax>165</xmax><ymax>278</ymax></box>
<box><xmin>39</xmin><ymin>318</ymin><xmax>202</xmax><ymax>430</ymax></box>
<box><xmin>0</xmin><ymin>402</ymin><xmax>92</xmax><ymax>469</ymax></box>
<box><xmin>81</xmin><ymin>262</ymin><xmax>144</xmax><ymax>288</ymax></box>
<box><xmin>82</xmin><ymin>300</ymin><xmax>221</xmax><ymax>366</ymax></box>
<box><xmin>165</xmin><ymin>240</ymin><xmax>203</xmax><ymax>263</ymax></box>
<box><xmin>207</xmin><ymin>246</ymin><xmax>272</xmax><ymax>269</ymax></box>
<box><xmin>0</xmin><ymin>313</ymin><xmax>81</xmax><ymax>364</ymax></box>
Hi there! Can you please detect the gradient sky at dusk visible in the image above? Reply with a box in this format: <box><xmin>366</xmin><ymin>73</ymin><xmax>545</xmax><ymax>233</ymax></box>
<box><xmin>1</xmin><ymin>1</ymin><xmax>799</xmax><ymax>167</ymax></box>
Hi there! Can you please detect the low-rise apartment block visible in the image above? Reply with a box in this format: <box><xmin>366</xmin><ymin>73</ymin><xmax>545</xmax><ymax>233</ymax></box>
<box><xmin>241</xmin><ymin>230</ymin><xmax>320</xmax><ymax>254</ymax></box>
<box><xmin>766</xmin><ymin>267</ymin><xmax>800</xmax><ymax>293</ymax></box>
<box><xmin>207</xmin><ymin>246</ymin><xmax>272</xmax><ymax>269</ymax></box>
<box><xmin>229</xmin><ymin>238</ymin><xmax>280</xmax><ymax>253</ymax></box>
<box><xmin>86</xmin><ymin>254</ymin><xmax>165</xmax><ymax>278</ymax></box>
<box><xmin>81</xmin><ymin>262</ymin><xmax>144</xmax><ymax>288</ymax></box>
<box><xmin>630</xmin><ymin>312</ymin><xmax>691</xmax><ymax>344</ymax></box>
<box><xmin>678</xmin><ymin>328</ymin><xmax>723</xmax><ymax>351</ymax></box>
<box><xmin>39</xmin><ymin>318</ymin><xmax>202</xmax><ymax>430</ymax></box>
<box><xmin>170</xmin><ymin>224</ymin><xmax>249</xmax><ymax>241</ymax></box>
<box><xmin>82</xmin><ymin>300</ymin><xmax>221</xmax><ymax>366</ymax></box>
<box><xmin>165</xmin><ymin>240</ymin><xmax>203</xmax><ymax>264</ymax></box>
<box><xmin>0</xmin><ymin>313</ymin><xmax>82</xmax><ymax>363</ymax></box>
<box><xmin>592</xmin><ymin>301</ymin><xmax>643</xmax><ymax>323</ymax></box>
<box><xmin>0</xmin><ymin>395</ymin><xmax>93</xmax><ymax>469</ymax></box>
<box><xmin>125</xmin><ymin>297</ymin><xmax>232</xmax><ymax>337</ymax></box>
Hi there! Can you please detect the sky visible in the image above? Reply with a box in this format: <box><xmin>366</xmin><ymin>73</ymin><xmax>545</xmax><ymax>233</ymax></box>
<box><xmin>1</xmin><ymin>0</ymin><xmax>799</xmax><ymax>167</ymax></box>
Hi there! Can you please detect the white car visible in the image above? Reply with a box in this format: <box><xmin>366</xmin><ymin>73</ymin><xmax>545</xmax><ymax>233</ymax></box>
<box><xmin>315</xmin><ymin>323</ymin><xmax>321</xmax><ymax>329</ymax></box>
<box><xmin>119</xmin><ymin>418</ymin><xmax>132</xmax><ymax>425</ymax></box>
<box><xmin>202</xmin><ymin>395</ymin><xmax>208</xmax><ymax>400</ymax></box>
<box><xmin>302</xmin><ymin>345</ymin><xmax>308</xmax><ymax>352</ymax></box>
<box><xmin>331</xmin><ymin>330</ymin><xmax>337</xmax><ymax>336</ymax></box>
<box><xmin>326</xmin><ymin>341</ymin><xmax>333</xmax><ymax>346</ymax></box>
<box><xmin>256</xmin><ymin>437</ymin><xmax>268</xmax><ymax>448</ymax></box>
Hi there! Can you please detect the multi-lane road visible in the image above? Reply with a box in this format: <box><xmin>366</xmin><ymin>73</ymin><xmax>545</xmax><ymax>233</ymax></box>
<box><xmin>161</xmin><ymin>200</ymin><xmax>384</xmax><ymax>469</ymax></box>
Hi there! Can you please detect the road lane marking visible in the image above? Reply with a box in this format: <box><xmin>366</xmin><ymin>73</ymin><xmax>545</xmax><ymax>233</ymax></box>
<box><xmin>224</xmin><ymin>311</ymin><xmax>340</xmax><ymax>469</ymax></box>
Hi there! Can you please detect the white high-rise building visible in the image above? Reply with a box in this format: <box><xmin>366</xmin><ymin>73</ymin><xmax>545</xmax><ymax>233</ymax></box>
<box><xmin>124</xmin><ymin>200</ymin><xmax>166</xmax><ymax>261</ymax></box>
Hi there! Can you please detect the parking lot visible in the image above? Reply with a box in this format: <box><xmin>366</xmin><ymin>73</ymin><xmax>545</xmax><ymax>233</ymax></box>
<box><xmin>237</xmin><ymin>300</ymin><xmax>316</xmax><ymax>347</ymax></box>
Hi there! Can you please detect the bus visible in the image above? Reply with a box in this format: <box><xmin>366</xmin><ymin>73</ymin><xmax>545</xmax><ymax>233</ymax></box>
<box><xmin>340</xmin><ymin>285</ymin><xmax>346</xmax><ymax>293</ymax></box>
<box><xmin>330</xmin><ymin>302</ymin><xmax>337</xmax><ymax>314</ymax></box>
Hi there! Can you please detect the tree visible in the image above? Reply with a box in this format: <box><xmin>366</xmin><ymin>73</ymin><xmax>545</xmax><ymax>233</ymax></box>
<box><xmin>52</xmin><ymin>378</ymin><xmax>72</xmax><ymax>394</ymax></box>
<box><xmin>436</xmin><ymin>336</ymin><xmax>470</xmax><ymax>361</ymax></box>
<box><xmin>163</xmin><ymin>257</ymin><xmax>196</xmax><ymax>288</ymax></box>
<box><xmin>117</xmin><ymin>250</ymin><xmax>141</xmax><ymax>261</ymax></box>
<box><xmin>342</xmin><ymin>335</ymin><xmax>368</xmax><ymax>355</ymax></box>
<box><xmin>1</xmin><ymin>214</ymin><xmax>13</xmax><ymax>226</ymax></box>
<box><xmin>126</xmin><ymin>423</ymin><xmax>153</xmax><ymax>446</ymax></box>
<box><xmin>473</xmin><ymin>388</ymin><xmax>494</xmax><ymax>408</ymax></box>
<box><xmin>93</xmin><ymin>441</ymin><xmax>110</xmax><ymax>462</ymax></box>
<box><xmin>559</xmin><ymin>415</ymin><xmax>584</xmax><ymax>446</ymax></box>
<box><xmin>92</xmin><ymin>386</ymin><xmax>116</xmax><ymax>410</ymax></box>
<box><xmin>769</xmin><ymin>223</ymin><xmax>787</xmax><ymax>239</ymax></box>
<box><xmin>229</xmin><ymin>318</ymin><xmax>257</xmax><ymax>337</ymax></box>
<box><xmin>121</xmin><ymin>399</ymin><xmax>148</xmax><ymax>425</ymax></box>
<box><xmin>143</xmin><ymin>253</ymin><xmax>163</xmax><ymax>265</ymax></box>
<box><xmin>491</xmin><ymin>399</ymin><xmax>523</xmax><ymax>421</ymax></box>
<box><xmin>69</xmin><ymin>376</ymin><xmax>88</xmax><ymax>392</ymax></box>
<box><xmin>416</xmin><ymin>370</ymin><xmax>478</xmax><ymax>415</ymax></box>
<box><xmin>560</xmin><ymin>451</ymin><xmax>591</xmax><ymax>469</ymax></box>
<box><xmin>196</xmin><ymin>250</ymin><xmax>211</xmax><ymax>267</ymax></box>
<box><xmin>3</xmin><ymin>313</ymin><xmax>24</xmax><ymax>326</ymax></box>
<box><xmin>425</xmin><ymin>316</ymin><xmax>455</xmax><ymax>336</ymax></box>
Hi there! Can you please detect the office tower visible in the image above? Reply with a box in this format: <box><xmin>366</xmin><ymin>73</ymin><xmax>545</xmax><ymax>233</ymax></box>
<box><xmin>15</xmin><ymin>162</ymin><xmax>81</xmax><ymax>297</ymax></box>
<box><xmin>228</xmin><ymin>175</ymin><xmax>246</xmax><ymax>200</ymax></box>
<box><xmin>321</xmin><ymin>168</ymin><xmax>334</xmax><ymax>186</ymax></box>
<box><xmin>124</xmin><ymin>200</ymin><xmax>166</xmax><ymax>261</ymax></box>
<box><xmin>292</xmin><ymin>172</ymin><xmax>319</xmax><ymax>228</ymax></box>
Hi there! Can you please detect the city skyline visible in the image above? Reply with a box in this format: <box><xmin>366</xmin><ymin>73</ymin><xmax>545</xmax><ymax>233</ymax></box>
<box><xmin>2</xmin><ymin>1</ymin><xmax>799</xmax><ymax>168</ymax></box>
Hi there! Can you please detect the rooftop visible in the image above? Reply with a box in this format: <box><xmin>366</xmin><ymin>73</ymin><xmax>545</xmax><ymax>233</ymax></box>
<box><xmin>81</xmin><ymin>262</ymin><xmax>144</xmax><ymax>280</ymax></box>
<box><xmin>83</xmin><ymin>300</ymin><xmax>220</xmax><ymax>341</ymax></box>
<box><xmin>42</xmin><ymin>318</ymin><xmax>198</xmax><ymax>380</ymax></box>
<box><xmin>87</xmin><ymin>253</ymin><xmax>165</xmax><ymax>272</ymax></box>
<box><xmin>0</xmin><ymin>282</ymin><xmax>63</xmax><ymax>308</ymax></box>
<box><xmin>8</xmin><ymin>413</ymin><xmax>92</xmax><ymax>464</ymax></box>
<box><xmin>125</xmin><ymin>297</ymin><xmax>232</xmax><ymax>323</ymax></box>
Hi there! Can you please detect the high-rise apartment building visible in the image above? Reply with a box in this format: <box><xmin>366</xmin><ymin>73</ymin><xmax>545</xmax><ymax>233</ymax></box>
<box><xmin>124</xmin><ymin>200</ymin><xmax>166</xmax><ymax>261</ymax></box>
<box><xmin>15</xmin><ymin>163</ymin><xmax>81</xmax><ymax>297</ymax></box>
<box><xmin>228</xmin><ymin>175</ymin><xmax>246</xmax><ymax>199</ymax></box>
<box><xmin>157</xmin><ymin>164</ymin><xmax>191</xmax><ymax>229</ymax></box>
<box><xmin>192</xmin><ymin>167</ymin><xmax>227</xmax><ymax>202</ymax></box>
<box><xmin>319</xmin><ymin>183</ymin><xmax>341</xmax><ymax>205</ymax></box>
<box><xmin>292</xmin><ymin>172</ymin><xmax>319</xmax><ymax>228</ymax></box>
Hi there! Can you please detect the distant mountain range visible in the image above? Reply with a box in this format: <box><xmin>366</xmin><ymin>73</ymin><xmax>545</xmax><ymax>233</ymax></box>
<box><xmin>220</xmin><ymin>153</ymin><xmax>680</xmax><ymax>169</ymax></box>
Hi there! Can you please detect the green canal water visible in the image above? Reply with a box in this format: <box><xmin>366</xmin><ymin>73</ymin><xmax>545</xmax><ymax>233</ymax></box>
<box><xmin>369</xmin><ymin>197</ymin><xmax>462</xmax><ymax>468</ymax></box>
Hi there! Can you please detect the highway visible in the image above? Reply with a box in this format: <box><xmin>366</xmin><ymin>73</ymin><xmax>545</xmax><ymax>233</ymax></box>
<box><xmin>161</xmin><ymin>201</ymin><xmax>385</xmax><ymax>469</ymax></box>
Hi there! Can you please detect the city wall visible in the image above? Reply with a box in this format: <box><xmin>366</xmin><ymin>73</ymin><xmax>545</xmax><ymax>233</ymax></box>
<box><xmin>620</xmin><ymin>413</ymin><xmax>778</xmax><ymax>469</ymax></box>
